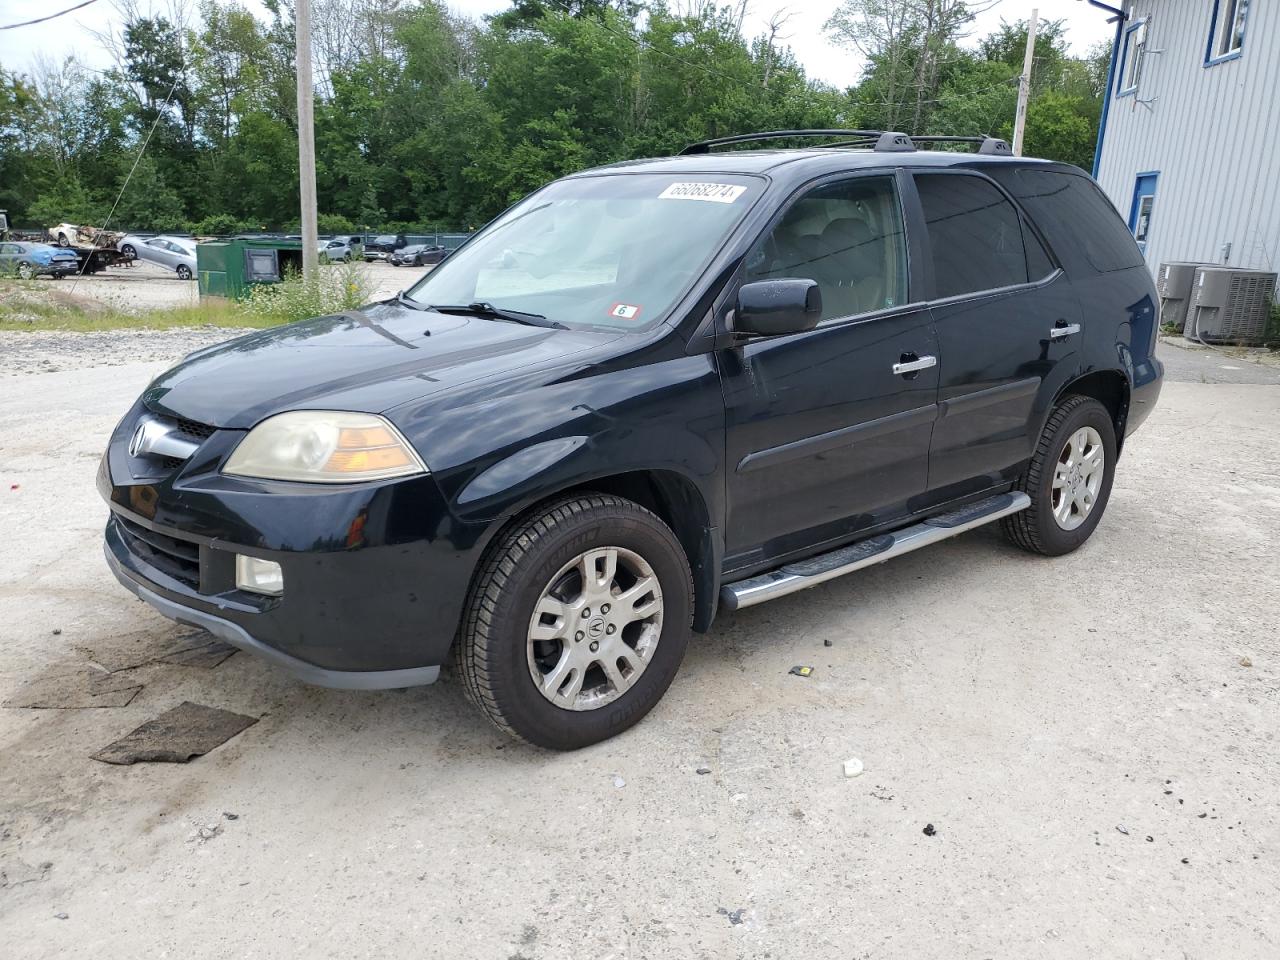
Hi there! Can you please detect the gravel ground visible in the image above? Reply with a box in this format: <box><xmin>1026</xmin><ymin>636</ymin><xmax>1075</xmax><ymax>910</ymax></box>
<box><xmin>0</xmin><ymin>334</ymin><xmax>1277</xmax><ymax>958</ymax></box>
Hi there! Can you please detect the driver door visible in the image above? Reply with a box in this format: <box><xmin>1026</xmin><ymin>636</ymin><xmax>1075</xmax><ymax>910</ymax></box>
<box><xmin>720</xmin><ymin>174</ymin><xmax>939</xmax><ymax>569</ymax></box>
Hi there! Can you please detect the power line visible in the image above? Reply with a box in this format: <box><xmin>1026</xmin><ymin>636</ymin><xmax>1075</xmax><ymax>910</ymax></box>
<box><xmin>0</xmin><ymin>0</ymin><xmax>101</xmax><ymax>30</ymax></box>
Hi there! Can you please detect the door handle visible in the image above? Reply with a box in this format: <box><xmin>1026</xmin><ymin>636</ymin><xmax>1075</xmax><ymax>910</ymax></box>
<box><xmin>892</xmin><ymin>355</ymin><xmax>937</xmax><ymax>375</ymax></box>
<box><xmin>1049</xmin><ymin>322</ymin><xmax>1081</xmax><ymax>340</ymax></box>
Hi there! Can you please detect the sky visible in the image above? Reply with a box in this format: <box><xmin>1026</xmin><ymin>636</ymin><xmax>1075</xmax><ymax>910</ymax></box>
<box><xmin>0</xmin><ymin>0</ymin><xmax>1115</xmax><ymax>88</ymax></box>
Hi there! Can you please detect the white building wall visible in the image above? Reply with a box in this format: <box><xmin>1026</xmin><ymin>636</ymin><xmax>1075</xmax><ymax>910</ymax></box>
<box><xmin>1096</xmin><ymin>0</ymin><xmax>1280</xmax><ymax>273</ymax></box>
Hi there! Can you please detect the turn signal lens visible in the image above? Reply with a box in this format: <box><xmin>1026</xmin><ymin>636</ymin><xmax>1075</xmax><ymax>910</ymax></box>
<box><xmin>224</xmin><ymin>411</ymin><xmax>427</xmax><ymax>483</ymax></box>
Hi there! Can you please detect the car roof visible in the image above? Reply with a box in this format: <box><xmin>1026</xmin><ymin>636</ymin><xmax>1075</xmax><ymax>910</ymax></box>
<box><xmin>572</xmin><ymin>148</ymin><xmax>1059</xmax><ymax>181</ymax></box>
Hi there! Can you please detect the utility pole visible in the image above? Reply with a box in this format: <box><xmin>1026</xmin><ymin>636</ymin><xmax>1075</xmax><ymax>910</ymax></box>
<box><xmin>295</xmin><ymin>0</ymin><xmax>319</xmax><ymax>281</ymax></box>
<box><xmin>1012</xmin><ymin>9</ymin><xmax>1039</xmax><ymax>157</ymax></box>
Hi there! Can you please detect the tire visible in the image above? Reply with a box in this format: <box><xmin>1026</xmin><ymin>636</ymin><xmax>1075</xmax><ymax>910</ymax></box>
<box><xmin>16</xmin><ymin>262</ymin><xmax>34</xmax><ymax>280</ymax></box>
<box><xmin>1002</xmin><ymin>395</ymin><xmax>1117</xmax><ymax>556</ymax></box>
<box><xmin>122</xmin><ymin>244</ymin><xmax>136</xmax><ymax>258</ymax></box>
<box><xmin>176</xmin><ymin>264</ymin><xmax>192</xmax><ymax>280</ymax></box>
<box><xmin>57</xmin><ymin>233</ymin><xmax>69</xmax><ymax>246</ymax></box>
<box><xmin>456</xmin><ymin>493</ymin><xmax>694</xmax><ymax>750</ymax></box>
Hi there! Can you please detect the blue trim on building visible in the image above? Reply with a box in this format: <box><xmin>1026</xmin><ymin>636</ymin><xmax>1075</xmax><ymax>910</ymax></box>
<box><xmin>1088</xmin><ymin>1</ymin><xmax>1128</xmax><ymax>179</ymax></box>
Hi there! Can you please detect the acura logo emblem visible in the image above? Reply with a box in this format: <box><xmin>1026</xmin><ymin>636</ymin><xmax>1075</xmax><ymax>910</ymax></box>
<box><xmin>128</xmin><ymin>422</ymin><xmax>148</xmax><ymax>457</ymax></box>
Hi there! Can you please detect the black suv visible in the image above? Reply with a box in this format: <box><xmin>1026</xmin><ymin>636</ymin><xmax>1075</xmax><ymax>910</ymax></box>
<box><xmin>100</xmin><ymin>130</ymin><xmax>1162</xmax><ymax>749</ymax></box>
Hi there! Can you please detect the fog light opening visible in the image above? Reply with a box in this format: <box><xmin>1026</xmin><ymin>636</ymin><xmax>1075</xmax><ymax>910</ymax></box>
<box><xmin>235</xmin><ymin>555</ymin><xmax>284</xmax><ymax>596</ymax></box>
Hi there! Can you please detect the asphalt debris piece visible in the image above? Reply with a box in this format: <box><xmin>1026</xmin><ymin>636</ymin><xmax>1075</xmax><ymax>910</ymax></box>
<box><xmin>52</xmin><ymin>628</ymin><xmax>62</xmax><ymax>636</ymax></box>
<box><xmin>716</xmin><ymin>907</ymin><xmax>746</xmax><ymax>926</ymax></box>
<box><xmin>91</xmin><ymin>701</ymin><xmax>258</xmax><ymax>765</ymax></box>
<box><xmin>154</xmin><ymin>633</ymin><xmax>237</xmax><ymax>669</ymax></box>
<box><xmin>223</xmin><ymin>812</ymin><xmax>240</xmax><ymax>820</ymax></box>
<box><xmin>1239</xmin><ymin>656</ymin><xmax>1252</xmax><ymax>668</ymax></box>
<box><xmin>695</xmin><ymin>767</ymin><xmax>711</xmax><ymax>775</ymax></box>
<box><xmin>1198</xmin><ymin>813</ymin><xmax>1208</xmax><ymax>819</ymax></box>
<box><xmin>1146</xmin><ymin>836</ymin><xmax>1154</xmax><ymax>842</ymax></box>
<box><xmin>788</xmin><ymin>665</ymin><xmax>814</xmax><ymax>678</ymax></box>
<box><xmin>4</xmin><ymin>664</ymin><xmax>142</xmax><ymax>710</ymax></box>
<box><xmin>1181</xmin><ymin>858</ymin><xmax>1190</xmax><ymax>864</ymax></box>
<box><xmin>922</xmin><ymin>823</ymin><xmax>937</xmax><ymax>837</ymax></box>
<box><xmin>823</xmin><ymin>638</ymin><xmax>833</xmax><ymax>647</ymax></box>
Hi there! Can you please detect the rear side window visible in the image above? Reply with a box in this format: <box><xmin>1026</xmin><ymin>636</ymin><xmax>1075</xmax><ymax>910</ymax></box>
<box><xmin>985</xmin><ymin>166</ymin><xmax>1145</xmax><ymax>275</ymax></box>
<box><xmin>914</xmin><ymin>174</ymin><xmax>1028</xmax><ymax>298</ymax></box>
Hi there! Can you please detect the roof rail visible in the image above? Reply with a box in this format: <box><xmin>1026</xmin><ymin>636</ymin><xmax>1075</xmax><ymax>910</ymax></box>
<box><xmin>679</xmin><ymin>129</ymin><xmax>913</xmax><ymax>155</ymax></box>
<box><xmin>678</xmin><ymin>129</ymin><xmax>1012</xmax><ymax>157</ymax></box>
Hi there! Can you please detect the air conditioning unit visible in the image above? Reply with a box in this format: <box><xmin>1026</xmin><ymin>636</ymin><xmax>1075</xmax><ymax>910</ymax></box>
<box><xmin>1156</xmin><ymin>261</ymin><xmax>1206</xmax><ymax>332</ymax></box>
<box><xmin>1186</xmin><ymin>267</ymin><xmax>1277</xmax><ymax>345</ymax></box>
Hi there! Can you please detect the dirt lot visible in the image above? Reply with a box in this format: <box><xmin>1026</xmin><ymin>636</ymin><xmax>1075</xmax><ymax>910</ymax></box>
<box><xmin>0</xmin><ymin>340</ymin><xmax>1277</xmax><ymax>958</ymax></box>
<box><xmin>28</xmin><ymin>258</ymin><xmax>421</xmax><ymax>311</ymax></box>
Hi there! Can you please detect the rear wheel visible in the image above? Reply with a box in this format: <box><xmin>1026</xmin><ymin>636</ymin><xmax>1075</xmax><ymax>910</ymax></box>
<box><xmin>1002</xmin><ymin>395</ymin><xmax>1117</xmax><ymax>556</ymax></box>
<box><xmin>456</xmin><ymin>493</ymin><xmax>693</xmax><ymax>749</ymax></box>
<box><xmin>121</xmin><ymin>243</ymin><xmax>136</xmax><ymax>258</ymax></box>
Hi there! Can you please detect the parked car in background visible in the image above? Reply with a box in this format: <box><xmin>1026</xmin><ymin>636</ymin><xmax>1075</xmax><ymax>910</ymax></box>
<box><xmin>363</xmin><ymin>234</ymin><xmax>407</xmax><ymax>261</ymax></box>
<box><xmin>118</xmin><ymin>235</ymin><xmax>198</xmax><ymax>280</ymax></box>
<box><xmin>318</xmin><ymin>237</ymin><xmax>354</xmax><ymax>263</ymax></box>
<box><xmin>0</xmin><ymin>240</ymin><xmax>79</xmax><ymax>278</ymax></box>
<box><xmin>390</xmin><ymin>243</ymin><xmax>447</xmax><ymax>267</ymax></box>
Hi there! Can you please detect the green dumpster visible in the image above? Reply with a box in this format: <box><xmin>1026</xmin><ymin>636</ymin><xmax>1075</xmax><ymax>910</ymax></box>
<box><xmin>197</xmin><ymin>237</ymin><xmax>307</xmax><ymax>301</ymax></box>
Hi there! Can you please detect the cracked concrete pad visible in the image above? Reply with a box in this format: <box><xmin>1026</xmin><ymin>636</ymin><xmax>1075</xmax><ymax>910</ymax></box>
<box><xmin>3</xmin><ymin>663</ymin><xmax>143</xmax><ymax>709</ymax></box>
<box><xmin>91</xmin><ymin>701</ymin><xmax>257</xmax><ymax>765</ymax></box>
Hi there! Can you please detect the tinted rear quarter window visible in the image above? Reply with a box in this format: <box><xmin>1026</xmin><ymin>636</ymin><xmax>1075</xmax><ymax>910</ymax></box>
<box><xmin>984</xmin><ymin>166</ymin><xmax>1145</xmax><ymax>276</ymax></box>
<box><xmin>914</xmin><ymin>173</ymin><xmax>1029</xmax><ymax>298</ymax></box>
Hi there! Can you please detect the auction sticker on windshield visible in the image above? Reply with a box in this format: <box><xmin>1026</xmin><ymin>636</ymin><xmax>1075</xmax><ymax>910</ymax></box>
<box><xmin>608</xmin><ymin>302</ymin><xmax>642</xmax><ymax>321</ymax></box>
<box><xmin>658</xmin><ymin>182</ymin><xmax>747</xmax><ymax>203</ymax></box>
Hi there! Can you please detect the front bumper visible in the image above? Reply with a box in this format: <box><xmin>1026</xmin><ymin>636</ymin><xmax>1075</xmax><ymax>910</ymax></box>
<box><xmin>98</xmin><ymin>403</ymin><xmax>480</xmax><ymax>687</ymax></box>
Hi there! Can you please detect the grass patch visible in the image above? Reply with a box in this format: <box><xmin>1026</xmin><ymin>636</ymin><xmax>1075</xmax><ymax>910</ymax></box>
<box><xmin>0</xmin><ymin>264</ymin><xmax>370</xmax><ymax>332</ymax></box>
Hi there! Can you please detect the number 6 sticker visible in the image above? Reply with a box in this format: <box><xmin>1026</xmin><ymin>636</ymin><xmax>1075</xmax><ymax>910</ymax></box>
<box><xmin>608</xmin><ymin>303</ymin><xmax>642</xmax><ymax>321</ymax></box>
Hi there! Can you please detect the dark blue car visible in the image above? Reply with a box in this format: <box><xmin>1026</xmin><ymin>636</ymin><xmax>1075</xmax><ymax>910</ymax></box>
<box><xmin>99</xmin><ymin>130</ymin><xmax>1162</xmax><ymax>749</ymax></box>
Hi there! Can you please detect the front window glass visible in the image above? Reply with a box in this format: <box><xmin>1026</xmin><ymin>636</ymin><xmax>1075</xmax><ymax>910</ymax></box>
<box><xmin>743</xmin><ymin>176</ymin><xmax>908</xmax><ymax>321</ymax></box>
<box><xmin>404</xmin><ymin>173</ymin><xmax>762</xmax><ymax>331</ymax></box>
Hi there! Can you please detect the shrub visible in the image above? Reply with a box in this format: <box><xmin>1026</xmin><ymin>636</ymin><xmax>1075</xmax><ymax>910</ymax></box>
<box><xmin>317</xmin><ymin>213</ymin><xmax>356</xmax><ymax>234</ymax></box>
<box><xmin>237</xmin><ymin>262</ymin><xmax>369</xmax><ymax>326</ymax></box>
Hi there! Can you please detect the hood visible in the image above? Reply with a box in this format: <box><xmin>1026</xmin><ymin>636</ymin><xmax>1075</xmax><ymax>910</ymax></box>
<box><xmin>142</xmin><ymin>302</ymin><xmax>624</xmax><ymax>429</ymax></box>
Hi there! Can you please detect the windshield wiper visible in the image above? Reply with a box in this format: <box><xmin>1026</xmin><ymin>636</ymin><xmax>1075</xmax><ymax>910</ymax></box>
<box><xmin>428</xmin><ymin>301</ymin><xmax>566</xmax><ymax>330</ymax></box>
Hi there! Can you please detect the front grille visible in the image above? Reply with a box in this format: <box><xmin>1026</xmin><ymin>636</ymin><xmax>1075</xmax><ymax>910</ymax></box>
<box><xmin>116</xmin><ymin>515</ymin><xmax>201</xmax><ymax>589</ymax></box>
<box><xmin>173</xmin><ymin>417</ymin><xmax>217</xmax><ymax>443</ymax></box>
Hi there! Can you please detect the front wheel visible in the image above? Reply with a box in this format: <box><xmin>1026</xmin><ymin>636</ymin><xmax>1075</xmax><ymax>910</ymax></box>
<box><xmin>1002</xmin><ymin>395</ymin><xmax>1117</xmax><ymax>556</ymax></box>
<box><xmin>176</xmin><ymin>264</ymin><xmax>193</xmax><ymax>280</ymax></box>
<box><xmin>456</xmin><ymin>494</ymin><xmax>693</xmax><ymax>749</ymax></box>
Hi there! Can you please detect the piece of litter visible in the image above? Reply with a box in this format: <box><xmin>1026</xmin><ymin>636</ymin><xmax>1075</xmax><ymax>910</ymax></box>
<box><xmin>1180</xmin><ymin>857</ymin><xmax>1190</xmax><ymax>864</ymax></box>
<box><xmin>52</xmin><ymin>628</ymin><xmax>62</xmax><ymax>636</ymax></box>
<box><xmin>1239</xmin><ymin>656</ymin><xmax>1252</xmax><ymax>668</ymax></box>
<box><xmin>612</xmin><ymin>775</ymin><xmax>626</xmax><ymax>789</ymax></box>
<box><xmin>823</xmin><ymin>638</ymin><xmax>833</xmax><ymax>647</ymax></box>
<box><xmin>91</xmin><ymin>701</ymin><xmax>258</xmax><ymax>765</ymax></box>
<box><xmin>9</xmin><ymin>485</ymin><xmax>18</xmax><ymax>491</ymax></box>
<box><xmin>1146</xmin><ymin>836</ymin><xmax>1154</xmax><ymax>842</ymax></box>
<box><xmin>54</xmin><ymin>912</ymin><xmax>68</xmax><ymax>920</ymax></box>
<box><xmin>788</xmin><ymin>665</ymin><xmax>814</xmax><ymax>678</ymax></box>
<box><xmin>922</xmin><ymin>823</ymin><xmax>936</xmax><ymax>837</ymax></box>
<box><xmin>223</xmin><ymin>812</ymin><xmax>239</xmax><ymax>821</ymax></box>
<box><xmin>1116</xmin><ymin>825</ymin><xmax>1129</xmax><ymax>835</ymax></box>
<box><xmin>842</xmin><ymin>757</ymin><xmax>864</xmax><ymax>778</ymax></box>
<box><xmin>695</xmin><ymin>767</ymin><xmax>711</xmax><ymax>775</ymax></box>
<box><xmin>191</xmin><ymin>824</ymin><xmax>222</xmax><ymax>843</ymax></box>
<box><xmin>716</xmin><ymin>907</ymin><xmax>746</xmax><ymax>926</ymax></box>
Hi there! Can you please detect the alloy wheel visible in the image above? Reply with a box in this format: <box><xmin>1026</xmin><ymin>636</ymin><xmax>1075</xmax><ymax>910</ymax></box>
<box><xmin>527</xmin><ymin>546</ymin><xmax>663</xmax><ymax>711</ymax></box>
<box><xmin>1051</xmin><ymin>425</ymin><xmax>1105</xmax><ymax>530</ymax></box>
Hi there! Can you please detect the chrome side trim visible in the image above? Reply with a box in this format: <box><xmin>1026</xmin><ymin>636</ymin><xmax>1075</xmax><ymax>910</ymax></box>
<box><xmin>720</xmin><ymin>492</ymin><xmax>1031</xmax><ymax>611</ymax></box>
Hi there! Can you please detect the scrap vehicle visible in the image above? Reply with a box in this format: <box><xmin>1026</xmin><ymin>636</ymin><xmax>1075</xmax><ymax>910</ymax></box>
<box><xmin>48</xmin><ymin>222</ymin><xmax>133</xmax><ymax>274</ymax></box>
<box><xmin>99</xmin><ymin>130</ymin><xmax>1163</xmax><ymax>750</ymax></box>
<box><xmin>0</xmin><ymin>240</ymin><xmax>80</xmax><ymax>278</ymax></box>
<box><xmin>363</xmin><ymin>233</ymin><xmax>408</xmax><ymax>261</ymax></box>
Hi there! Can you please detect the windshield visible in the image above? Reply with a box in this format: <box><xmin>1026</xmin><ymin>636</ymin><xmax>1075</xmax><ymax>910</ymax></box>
<box><xmin>404</xmin><ymin>173</ymin><xmax>763</xmax><ymax>331</ymax></box>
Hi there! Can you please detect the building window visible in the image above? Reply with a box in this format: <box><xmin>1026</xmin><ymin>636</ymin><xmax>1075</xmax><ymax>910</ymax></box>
<box><xmin>1206</xmin><ymin>0</ymin><xmax>1248</xmax><ymax>64</ymax></box>
<box><xmin>1117</xmin><ymin>19</ymin><xmax>1147</xmax><ymax>95</ymax></box>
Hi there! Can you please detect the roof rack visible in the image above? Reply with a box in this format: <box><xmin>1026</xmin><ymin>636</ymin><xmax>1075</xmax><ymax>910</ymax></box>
<box><xmin>678</xmin><ymin>129</ymin><xmax>1011</xmax><ymax>157</ymax></box>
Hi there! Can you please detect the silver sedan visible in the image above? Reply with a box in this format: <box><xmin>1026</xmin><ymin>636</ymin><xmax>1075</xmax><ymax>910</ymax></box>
<box><xmin>118</xmin><ymin>235</ymin><xmax>198</xmax><ymax>280</ymax></box>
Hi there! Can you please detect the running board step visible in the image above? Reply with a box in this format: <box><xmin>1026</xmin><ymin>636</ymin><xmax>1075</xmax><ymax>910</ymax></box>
<box><xmin>719</xmin><ymin>492</ymin><xmax>1031</xmax><ymax>611</ymax></box>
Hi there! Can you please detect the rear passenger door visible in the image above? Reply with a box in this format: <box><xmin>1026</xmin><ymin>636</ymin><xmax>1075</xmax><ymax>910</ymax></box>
<box><xmin>912</xmin><ymin>170</ymin><xmax>1081</xmax><ymax>499</ymax></box>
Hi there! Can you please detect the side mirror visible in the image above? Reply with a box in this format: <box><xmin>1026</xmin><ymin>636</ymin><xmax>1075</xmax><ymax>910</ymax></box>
<box><xmin>735</xmin><ymin>279</ymin><xmax>822</xmax><ymax>337</ymax></box>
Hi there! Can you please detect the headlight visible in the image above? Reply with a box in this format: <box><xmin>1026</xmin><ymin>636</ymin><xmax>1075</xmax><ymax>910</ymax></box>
<box><xmin>223</xmin><ymin>411</ymin><xmax>427</xmax><ymax>483</ymax></box>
